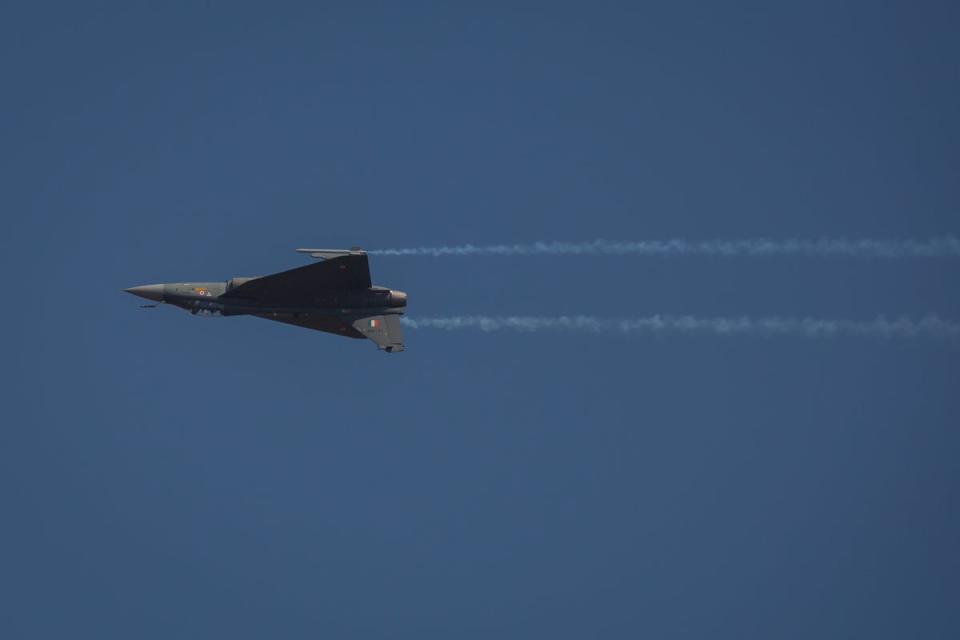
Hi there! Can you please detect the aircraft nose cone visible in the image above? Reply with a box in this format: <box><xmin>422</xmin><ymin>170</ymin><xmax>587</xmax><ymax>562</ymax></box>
<box><xmin>124</xmin><ymin>284</ymin><xmax>164</xmax><ymax>302</ymax></box>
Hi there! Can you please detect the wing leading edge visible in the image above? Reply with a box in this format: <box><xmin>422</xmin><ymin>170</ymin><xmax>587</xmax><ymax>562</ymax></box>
<box><xmin>255</xmin><ymin>312</ymin><xmax>405</xmax><ymax>352</ymax></box>
<box><xmin>222</xmin><ymin>254</ymin><xmax>372</xmax><ymax>301</ymax></box>
<box><xmin>253</xmin><ymin>313</ymin><xmax>365</xmax><ymax>339</ymax></box>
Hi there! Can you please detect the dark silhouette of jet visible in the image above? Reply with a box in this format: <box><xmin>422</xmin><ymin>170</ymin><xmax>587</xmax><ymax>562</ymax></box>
<box><xmin>125</xmin><ymin>248</ymin><xmax>407</xmax><ymax>352</ymax></box>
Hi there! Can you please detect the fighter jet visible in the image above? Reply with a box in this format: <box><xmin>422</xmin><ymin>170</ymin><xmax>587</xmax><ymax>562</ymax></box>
<box><xmin>124</xmin><ymin>247</ymin><xmax>407</xmax><ymax>352</ymax></box>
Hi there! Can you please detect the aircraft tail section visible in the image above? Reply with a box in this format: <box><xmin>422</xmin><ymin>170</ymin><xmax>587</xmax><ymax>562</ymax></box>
<box><xmin>351</xmin><ymin>314</ymin><xmax>405</xmax><ymax>352</ymax></box>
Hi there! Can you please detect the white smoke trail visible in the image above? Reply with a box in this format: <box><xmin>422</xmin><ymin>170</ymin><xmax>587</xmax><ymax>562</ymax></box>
<box><xmin>400</xmin><ymin>315</ymin><xmax>960</xmax><ymax>341</ymax></box>
<box><xmin>371</xmin><ymin>237</ymin><xmax>960</xmax><ymax>258</ymax></box>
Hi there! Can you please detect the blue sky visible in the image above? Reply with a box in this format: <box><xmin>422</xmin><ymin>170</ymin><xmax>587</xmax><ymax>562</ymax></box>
<box><xmin>2</xmin><ymin>2</ymin><xmax>959</xmax><ymax>638</ymax></box>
